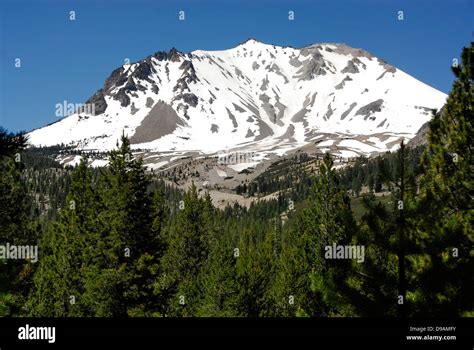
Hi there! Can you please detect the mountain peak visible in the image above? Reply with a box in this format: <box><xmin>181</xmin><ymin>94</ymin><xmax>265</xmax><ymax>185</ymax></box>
<box><xmin>151</xmin><ymin>47</ymin><xmax>183</xmax><ymax>62</ymax></box>
<box><xmin>28</xmin><ymin>39</ymin><xmax>447</xmax><ymax>167</ymax></box>
<box><xmin>236</xmin><ymin>38</ymin><xmax>264</xmax><ymax>47</ymax></box>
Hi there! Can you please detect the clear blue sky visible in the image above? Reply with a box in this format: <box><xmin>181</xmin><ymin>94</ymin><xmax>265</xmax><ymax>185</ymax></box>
<box><xmin>0</xmin><ymin>0</ymin><xmax>472</xmax><ymax>132</ymax></box>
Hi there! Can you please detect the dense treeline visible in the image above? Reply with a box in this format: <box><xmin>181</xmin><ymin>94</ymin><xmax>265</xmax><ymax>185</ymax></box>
<box><xmin>236</xmin><ymin>144</ymin><xmax>425</xmax><ymax>200</ymax></box>
<box><xmin>338</xmin><ymin>145</ymin><xmax>425</xmax><ymax>195</ymax></box>
<box><xmin>0</xmin><ymin>43</ymin><xmax>472</xmax><ymax>317</ymax></box>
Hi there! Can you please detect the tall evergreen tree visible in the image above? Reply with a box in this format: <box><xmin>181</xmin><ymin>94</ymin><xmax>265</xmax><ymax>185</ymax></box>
<box><xmin>97</xmin><ymin>134</ymin><xmax>164</xmax><ymax>316</ymax></box>
<box><xmin>298</xmin><ymin>153</ymin><xmax>357</xmax><ymax>316</ymax></box>
<box><xmin>30</xmin><ymin>135</ymin><xmax>166</xmax><ymax>316</ymax></box>
<box><xmin>158</xmin><ymin>183</ymin><xmax>210</xmax><ymax>316</ymax></box>
<box><xmin>234</xmin><ymin>228</ymin><xmax>275</xmax><ymax>317</ymax></box>
<box><xmin>28</xmin><ymin>158</ymin><xmax>103</xmax><ymax>316</ymax></box>
<box><xmin>271</xmin><ymin>225</ymin><xmax>319</xmax><ymax>317</ymax></box>
<box><xmin>0</xmin><ymin>128</ymin><xmax>27</xmax><ymax>158</ymax></box>
<box><xmin>346</xmin><ymin>193</ymin><xmax>399</xmax><ymax>317</ymax></box>
<box><xmin>196</xmin><ymin>231</ymin><xmax>239</xmax><ymax>316</ymax></box>
<box><xmin>346</xmin><ymin>142</ymin><xmax>422</xmax><ymax>317</ymax></box>
<box><xmin>0</xmin><ymin>130</ymin><xmax>35</xmax><ymax>316</ymax></box>
<box><xmin>413</xmin><ymin>42</ymin><xmax>473</xmax><ymax>316</ymax></box>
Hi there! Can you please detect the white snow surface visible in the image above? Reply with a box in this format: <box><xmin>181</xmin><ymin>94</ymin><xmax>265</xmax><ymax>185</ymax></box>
<box><xmin>28</xmin><ymin>39</ymin><xmax>447</xmax><ymax>165</ymax></box>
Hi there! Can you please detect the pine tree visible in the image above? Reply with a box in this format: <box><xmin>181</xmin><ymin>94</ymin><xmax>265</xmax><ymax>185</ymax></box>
<box><xmin>348</xmin><ymin>193</ymin><xmax>399</xmax><ymax>317</ymax></box>
<box><xmin>413</xmin><ymin>42</ymin><xmax>473</xmax><ymax>316</ymax></box>
<box><xmin>28</xmin><ymin>158</ymin><xmax>103</xmax><ymax>316</ymax></box>
<box><xmin>234</xmin><ymin>228</ymin><xmax>275</xmax><ymax>317</ymax></box>
<box><xmin>196</xmin><ymin>231</ymin><xmax>239</xmax><ymax>316</ymax></box>
<box><xmin>159</xmin><ymin>182</ymin><xmax>210</xmax><ymax>316</ymax></box>
<box><xmin>343</xmin><ymin>141</ymin><xmax>420</xmax><ymax>317</ymax></box>
<box><xmin>0</xmin><ymin>128</ymin><xmax>27</xmax><ymax>158</ymax></box>
<box><xmin>271</xmin><ymin>225</ymin><xmax>319</xmax><ymax>317</ymax></box>
<box><xmin>299</xmin><ymin>153</ymin><xmax>357</xmax><ymax>316</ymax></box>
<box><xmin>97</xmin><ymin>134</ymin><xmax>163</xmax><ymax>316</ymax></box>
<box><xmin>0</xmin><ymin>135</ymin><xmax>35</xmax><ymax>316</ymax></box>
<box><xmin>29</xmin><ymin>135</ymin><xmax>167</xmax><ymax>316</ymax></box>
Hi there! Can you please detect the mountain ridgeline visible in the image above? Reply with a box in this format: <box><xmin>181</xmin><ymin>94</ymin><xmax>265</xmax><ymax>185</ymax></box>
<box><xmin>0</xmin><ymin>42</ymin><xmax>471</xmax><ymax>318</ymax></box>
<box><xmin>28</xmin><ymin>40</ymin><xmax>446</xmax><ymax>171</ymax></box>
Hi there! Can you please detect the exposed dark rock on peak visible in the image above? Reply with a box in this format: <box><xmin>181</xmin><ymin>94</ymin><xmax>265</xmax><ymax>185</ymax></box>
<box><xmin>103</xmin><ymin>60</ymin><xmax>156</xmax><ymax>108</ymax></box>
<box><xmin>211</xmin><ymin>124</ymin><xmax>219</xmax><ymax>133</ymax></box>
<box><xmin>342</xmin><ymin>57</ymin><xmax>367</xmax><ymax>74</ymax></box>
<box><xmin>168</xmin><ymin>47</ymin><xmax>181</xmax><ymax>62</ymax></box>
<box><xmin>245</xmin><ymin>128</ymin><xmax>255</xmax><ymax>138</ymax></box>
<box><xmin>182</xmin><ymin>93</ymin><xmax>198</xmax><ymax>107</ymax></box>
<box><xmin>115</xmin><ymin>89</ymin><xmax>130</xmax><ymax>107</ymax></box>
<box><xmin>86</xmin><ymin>67</ymin><xmax>127</xmax><ymax>115</ymax></box>
<box><xmin>342</xmin><ymin>60</ymin><xmax>359</xmax><ymax>74</ymax></box>
<box><xmin>331</xmin><ymin>44</ymin><xmax>374</xmax><ymax>59</ymax></box>
<box><xmin>179</xmin><ymin>60</ymin><xmax>192</xmax><ymax>70</ymax></box>
<box><xmin>88</xmin><ymin>62</ymin><xmax>142</xmax><ymax>111</ymax></box>
<box><xmin>153</xmin><ymin>51</ymin><xmax>169</xmax><ymax>61</ymax></box>
<box><xmin>152</xmin><ymin>47</ymin><xmax>182</xmax><ymax>62</ymax></box>
<box><xmin>178</xmin><ymin>60</ymin><xmax>199</xmax><ymax>83</ymax></box>
<box><xmin>335</xmin><ymin>75</ymin><xmax>353</xmax><ymax>89</ymax></box>
<box><xmin>377</xmin><ymin>58</ymin><xmax>396</xmax><ymax>72</ymax></box>
<box><xmin>174</xmin><ymin>93</ymin><xmax>198</xmax><ymax>107</ymax></box>
<box><xmin>324</xmin><ymin>103</ymin><xmax>334</xmax><ymax>120</ymax></box>
<box><xmin>85</xmin><ymin>89</ymin><xmax>107</xmax><ymax>115</ymax></box>
<box><xmin>289</xmin><ymin>56</ymin><xmax>302</xmax><ymax>67</ymax></box>
<box><xmin>355</xmin><ymin>99</ymin><xmax>384</xmax><ymax>120</ymax></box>
<box><xmin>86</xmin><ymin>67</ymin><xmax>128</xmax><ymax>114</ymax></box>
<box><xmin>173</xmin><ymin>60</ymin><xmax>199</xmax><ymax>93</ymax></box>
<box><xmin>131</xmin><ymin>59</ymin><xmax>155</xmax><ymax>82</ymax></box>
<box><xmin>294</xmin><ymin>50</ymin><xmax>328</xmax><ymax>80</ymax></box>
<box><xmin>145</xmin><ymin>97</ymin><xmax>154</xmax><ymax>108</ymax></box>
<box><xmin>112</xmin><ymin>77</ymin><xmax>140</xmax><ymax>107</ymax></box>
<box><xmin>341</xmin><ymin>102</ymin><xmax>357</xmax><ymax>120</ymax></box>
<box><xmin>353</xmin><ymin>57</ymin><xmax>366</xmax><ymax>68</ymax></box>
<box><xmin>104</xmin><ymin>67</ymin><xmax>127</xmax><ymax>92</ymax></box>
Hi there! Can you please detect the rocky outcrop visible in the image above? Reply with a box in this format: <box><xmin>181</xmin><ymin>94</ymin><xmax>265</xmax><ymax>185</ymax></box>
<box><xmin>131</xmin><ymin>59</ymin><xmax>155</xmax><ymax>83</ymax></box>
<box><xmin>340</xmin><ymin>102</ymin><xmax>357</xmax><ymax>120</ymax></box>
<box><xmin>84</xmin><ymin>48</ymin><xmax>185</xmax><ymax>111</ymax></box>
<box><xmin>294</xmin><ymin>50</ymin><xmax>328</xmax><ymax>80</ymax></box>
<box><xmin>85</xmin><ymin>89</ymin><xmax>107</xmax><ymax>115</ymax></box>
<box><xmin>175</xmin><ymin>93</ymin><xmax>198</xmax><ymax>107</ymax></box>
<box><xmin>152</xmin><ymin>47</ymin><xmax>182</xmax><ymax>62</ymax></box>
<box><xmin>104</xmin><ymin>67</ymin><xmax>127</xmax><ymax>92</ymax></box>
<box><xmin>335</xmin><ymin>75</ymin><xmax>353</xmax><ymax>89</ymax></box>
<box><xmin>341</xmin><ymin>60</ymin><xmax>359</xmax><ymax>74</ymax></box>
<box><xmin>355</xmin><ymin>99</ymin><xmax>384</xmax><ymax>119</ymax></box>
<box><xmin>341</xmin><ymin>57</ymin><xmax>366</xmax><ymax>74</ymax></box>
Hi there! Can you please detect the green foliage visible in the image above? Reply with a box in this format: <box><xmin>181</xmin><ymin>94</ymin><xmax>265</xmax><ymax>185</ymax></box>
<box><xmin>28</xmin><ymin>135</ymin><xmax>167</xmax><ymax>316</ymax></box>
<box><xmin>348</xmin><ymin>194</ymin><xmax>399</xmax><ymax>316</ymax></box>
<box><xmin>299</xmin><ymin>154</ymin><xmax>357</xmax><ymax>316</ymax></box>
<box><xmin>158</xmin><ymin>183</ymin><xmax>212</xmax><ymax>316</ymax></box>
<box><xmin>0</xmin><ymin>132</ymin><xmax>36</xmax><ymax>316</ymax></box>
<box><xmin>1</xmin><ymin>44</ymin><xmax>472</xmax><ymax>318</ymax></box>
<box><xmin>412</xmin><ymin>42</ymin><xmax>473</xmax><ymax>317</ymax></box>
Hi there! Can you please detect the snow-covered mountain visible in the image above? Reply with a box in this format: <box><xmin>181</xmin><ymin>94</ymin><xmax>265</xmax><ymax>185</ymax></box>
<box><xmin>28</xmin><ymin>39</ymin><xmax>447</xmax><ymax>168</ymax></box>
